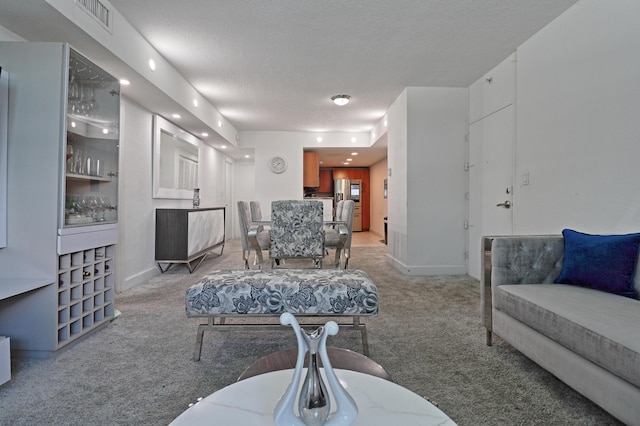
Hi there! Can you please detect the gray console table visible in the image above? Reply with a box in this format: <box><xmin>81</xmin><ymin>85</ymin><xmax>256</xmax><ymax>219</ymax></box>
<box><xmin>155</xmin><ymin>207</ymin><xmax>225</xmax><ymax>273</ymax></box>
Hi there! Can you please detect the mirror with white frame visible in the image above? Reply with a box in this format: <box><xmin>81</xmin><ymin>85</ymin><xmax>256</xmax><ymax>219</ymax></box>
<box><xmin>152</xmin><ymin>115</ymin><xmax>202</xmax><ymax>199</ymax></box>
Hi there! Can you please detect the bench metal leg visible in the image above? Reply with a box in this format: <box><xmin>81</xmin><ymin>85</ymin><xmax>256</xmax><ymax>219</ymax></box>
<box><xmin>193</xmin><ymin>317</ymin><xmax>214</xmax><ymax>361</ymax></box>
<box><xmin>192</xmin><ymin>315</ymin><xmax>373</xmax><ymax>360</ymax></box>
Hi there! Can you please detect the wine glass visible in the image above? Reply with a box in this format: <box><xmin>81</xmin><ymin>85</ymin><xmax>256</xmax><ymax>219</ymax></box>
<box><xmin>88</xmin><ymin>86</ymin><xmax>98</xmax><ymax>114</ymax></box>
<box><xmin>66</xmin><ymin>144</ymin><xmax>74</xmax><ymax>173</ymax></box>
<box><xmin>78</xmin><ymin>82</ymin><xmax>91</xmax><ymax>116</ymax></box>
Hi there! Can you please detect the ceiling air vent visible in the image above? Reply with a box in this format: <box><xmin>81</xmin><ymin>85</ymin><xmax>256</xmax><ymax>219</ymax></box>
<box><xmin>75</xmin><ymin>0</ymin><xmax>113</xmax><ymax>33</ymax></box>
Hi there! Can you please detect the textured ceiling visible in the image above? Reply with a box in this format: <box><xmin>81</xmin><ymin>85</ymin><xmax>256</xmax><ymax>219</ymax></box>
<box><xmin>109</xmin><ymin>0</ymin><xmax>578</xmax><ymax>134</ymax></box>
<box><xmin>0</xmin><ymin>0</ymin><xmax>579</xmax><ymax>165</ymax></box>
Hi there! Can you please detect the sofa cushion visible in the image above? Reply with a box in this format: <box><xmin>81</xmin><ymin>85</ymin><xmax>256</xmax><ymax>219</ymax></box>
<box><xmin>555</xmin><ymin>229</ymin><xmax>640</xmax><ymax>298</ymax></box>
<box><xmin>495</xmin><ymin>283</ymin><xmax>640</xmax><ymax>388</ymax></box>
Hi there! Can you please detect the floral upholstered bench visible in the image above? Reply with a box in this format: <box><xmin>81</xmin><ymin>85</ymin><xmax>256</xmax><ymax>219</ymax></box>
<box><xmin>185</xmin><ymin>269</ymin><xmax>379</xmax><ymax>361</ymax></box>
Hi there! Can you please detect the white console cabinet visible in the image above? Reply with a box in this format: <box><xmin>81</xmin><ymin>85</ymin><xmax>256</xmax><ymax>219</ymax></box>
<box><xmin>0</xmin><ymin>42</ymin><xmax>119</xmax><ymax>357</ymax></box>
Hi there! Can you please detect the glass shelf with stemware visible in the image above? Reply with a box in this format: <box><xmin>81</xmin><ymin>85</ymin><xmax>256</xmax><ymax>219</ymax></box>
<box><xmin>66</xmin><ymin>173</ymin><xmax>112</xmax><ymax>182</ymax></box>
<box><xmin>62</xmin><ymin>47</ymin><xmax>119</xmax><ymax>230</ymax></box>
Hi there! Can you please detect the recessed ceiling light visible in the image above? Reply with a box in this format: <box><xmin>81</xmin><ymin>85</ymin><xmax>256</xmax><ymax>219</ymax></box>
<box><xmin>346</xmin><ymin>158</ymin><xmax>353</xmax><ymax>162</ymax></box>
<box><xmin>343</xmin><ymin>161</ymin><xmax>350</xmax><ymax>165</ymax></box>
<box><xmin>201</xmin><ymin>132</ymin><xmax>209</xmax><ymax>137</ymax></box>
<box><xmin>120</xmin><ymin>79</ymin><xmax>130</xmax><ymax>86</ymax></box>
<box><xmin>351</xmin><ymin>137</ymin><xmax>357</xmax><ymax>143</ymax></box>
<box><xmin>384</xmin><ymin>119</ymin><xmax>388</xmax><ymax>127</ymax></box>
<box><xmin>71</xmin><ymin>121</ymin><xmax>76</xmax><ymax>128</ymax></box>
<box><xmin>148</xmin><ymin>59</ymin><xmax>156</xmax><ymax>71</ymax></box>
<box><xmin>331</xmin><ymin>94</ymin><xmax>351</xmax><ymax>106</ymax></box>
<box><xmin>221</xmin><ymin>145</ymin><xmax>227</xmax><ymax>149</ymax></box>
<box><xmin>172</xmin><ymin>114</ymin><xmax>181</xmax><ymax>119</ymax></box>
<box><xmin>244</xmin><ymin>155</ymin><xmax>251</xmax><ymax>158</ymax></box>
<box><xmin>351</xmin><ymin>152</ymin><xmax>358</xmax><ymax>155</ymax></box>
<box><xmin>193</xmin><ymin>99</ymin><xmax>198</xmax><ymax>107</ymax></box>
<box><xmin>316</xmin><ymin>137</ymin><xmax>323</xmax><ymax>143</ymax></box>
<box><xmin>102</xmin><ymin>128</ymin><xmax>109</xmax><ymax>134</ymax></box>
<box><xmin>217</xmin><ymin>120</ymin><xmax>223</xmax><ymax>128</ymax></box>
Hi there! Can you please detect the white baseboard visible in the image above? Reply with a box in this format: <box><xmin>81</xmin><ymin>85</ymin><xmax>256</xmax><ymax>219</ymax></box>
<box><xmin>385</xmin><ymin>253</ymin><xmax>467</xmax><ymax>276</ymax></box>
<box><xmin>120</xmin><ymin>266</ymin><xmax>158</xmax><ymax>293</ymax></box>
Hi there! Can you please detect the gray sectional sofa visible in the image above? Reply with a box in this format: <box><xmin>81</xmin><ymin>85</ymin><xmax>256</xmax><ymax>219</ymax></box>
<box><xmin>481</xmin><ymin>233</ymin><xmax>640</xmax><ymax>425</ymax></box>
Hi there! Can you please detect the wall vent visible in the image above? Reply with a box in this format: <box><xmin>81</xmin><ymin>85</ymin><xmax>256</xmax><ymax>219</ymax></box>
<box><xmin>75</xmin><ymin>0</ymin><xmax>113</xmax><ymax>33</ymax></box>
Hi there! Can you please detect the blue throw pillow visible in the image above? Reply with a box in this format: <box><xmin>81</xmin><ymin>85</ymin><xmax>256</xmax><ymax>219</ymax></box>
<box><xmin>555</xmin><ymin>229</ymin><xmax>640</xmax><ymax>298</ymax></box>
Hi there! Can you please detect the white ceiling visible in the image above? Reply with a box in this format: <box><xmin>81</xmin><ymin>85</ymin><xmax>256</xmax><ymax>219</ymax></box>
<box><xmin>0</xmin><ymin>0</ymin><xmax>579</xmax><ymax>166</ymax></box>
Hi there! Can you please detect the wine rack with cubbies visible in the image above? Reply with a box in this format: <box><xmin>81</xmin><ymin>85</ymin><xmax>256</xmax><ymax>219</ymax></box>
<box><xmin>56</xmin><ymin>245</ymin><xmax>115</xmax><ymax>347</ymax></box>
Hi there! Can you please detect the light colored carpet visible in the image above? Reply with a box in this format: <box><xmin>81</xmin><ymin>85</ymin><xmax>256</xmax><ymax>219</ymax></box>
<box><xmin>0</xmin><ymin>239</ymin><xmax>621</xmax><ymax>425</ymax></box>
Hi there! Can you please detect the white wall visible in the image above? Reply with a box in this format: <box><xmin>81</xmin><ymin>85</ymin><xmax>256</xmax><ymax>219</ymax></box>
<box><xmin>118</xmin><ymin>98</ymin><xmax>230</xmax><ymax>292</ymax></box>
<box><xmin>386</xmin><ymin>90</ymin><xmax>408</xmax><ymax>264</ymax></box>
<box><xmin>513</xmin><ymin>0</ymin><xmax>640</xmax><ymax>235</ymax></box>
<box><xmin>238</xmin><ymin>131</ymin><xmax>369</xmax><ymax>216</ymax></box>
<box><xmin>387</xmin><ymin>88</ymin><xmax>468</xmax><ymax>275</ymax></box>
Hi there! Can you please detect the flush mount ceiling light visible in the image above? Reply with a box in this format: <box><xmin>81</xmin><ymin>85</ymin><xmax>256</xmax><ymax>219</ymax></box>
<box><xmin>331</xmin><ymin>94</ymin><xmax>351</xmax><ymax>106</ymax></box>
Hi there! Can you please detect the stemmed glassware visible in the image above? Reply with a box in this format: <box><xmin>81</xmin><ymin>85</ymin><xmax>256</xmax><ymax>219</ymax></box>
<box><xmin>78</xmin><ymin>82</ymin><xmax>91</xmax><ymax>116</ymax></box>
<box><xmin>66</xmin><ymin>144</ymin><xmax>74</xmax><ymax>172</ymax></box>
<box><xmin>88</xmin><ymin>86</ymin><xmax>98</xmax><ymax>113</ymax></box>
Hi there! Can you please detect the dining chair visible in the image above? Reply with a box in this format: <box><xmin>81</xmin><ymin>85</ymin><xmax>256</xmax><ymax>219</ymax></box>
<box><xmin>237</xmin><ymin>201</ymin><xmax>269</xmax><ymax>269</ymax></box>
<box><xmin>268</xmin><ymin>200</ymin><xmax>325</xmax><ymax>269</ymax></box>
<box><xmin>325</xmin><ymin>199</ymin><xmax>354</xmax><ymax>268</ymax></box>
<box><xmin>249</xmin><ymin>201</ymin><xmax>263</xmax><ymax>222</ymax></box>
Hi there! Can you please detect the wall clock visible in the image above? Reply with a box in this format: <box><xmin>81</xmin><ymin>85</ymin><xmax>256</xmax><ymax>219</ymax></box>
<box><xmin>269</xmin><ymin>156</ymin><xmax>288</xmax><ymax>174</ymax></box>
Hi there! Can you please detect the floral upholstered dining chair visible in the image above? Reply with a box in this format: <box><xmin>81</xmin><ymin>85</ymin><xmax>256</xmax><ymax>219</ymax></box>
<box><xmin>269</xmin><ymin>200</ymin><xmax>324</xmax><ymax>269</ymax></box>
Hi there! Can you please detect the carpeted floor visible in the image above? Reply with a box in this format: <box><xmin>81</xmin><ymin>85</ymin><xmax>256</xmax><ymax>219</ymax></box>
<box><xmin>0</xmin><ymin>239</ymin><xmax>621</xmax><ymax>425</ymax></box>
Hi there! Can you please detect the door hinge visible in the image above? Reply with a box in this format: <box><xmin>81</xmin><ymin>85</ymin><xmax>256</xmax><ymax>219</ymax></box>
<box><xmin>464</xmin><ymin>162</ymin><xmax>475</xmax><ymax>171</ymax></box>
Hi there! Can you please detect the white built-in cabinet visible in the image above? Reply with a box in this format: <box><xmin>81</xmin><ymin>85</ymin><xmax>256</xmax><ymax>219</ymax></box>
<box><xmin>467</xmin><ymin>53</ymin><xmax>516</xmax><ymax>279</ymax></box>
<box><xmin>0</xmin><ymin>42</ymin><xmax>119</xmax><ymax>357</ymax></box>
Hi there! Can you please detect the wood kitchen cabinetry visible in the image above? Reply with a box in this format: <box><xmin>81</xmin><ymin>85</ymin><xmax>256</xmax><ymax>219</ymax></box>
<box><xmin>318</xmin><ymin>169</ymin><xmax>333</xmax><ymax>193</ymax></box>
<box><xmin>303</xmin><ymin>151</ymin><xmax>320</xmax><ymax>188</ymax></box>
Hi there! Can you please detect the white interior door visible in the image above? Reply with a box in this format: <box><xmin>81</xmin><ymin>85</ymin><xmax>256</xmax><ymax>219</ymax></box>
<box><xmin>467</xmin><ymin>120</ymin><xmax>483</xmax><ymax>278</ymax></box>
<box><xmin>467</xmin><ymin>105</ymin><xmax>514</xmax><ymax>278</ymax></box>
<box><xmin>482</xmin><ymin>105</ymin><xmax>514</xmax><ymax>237</ymax></box>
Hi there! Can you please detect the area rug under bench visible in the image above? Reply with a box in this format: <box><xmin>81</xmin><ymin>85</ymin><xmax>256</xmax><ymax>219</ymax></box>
<box><xmin>185</xmin><ymin>269</ymin><xmax>379</xmax><ymax>361</ymax></box>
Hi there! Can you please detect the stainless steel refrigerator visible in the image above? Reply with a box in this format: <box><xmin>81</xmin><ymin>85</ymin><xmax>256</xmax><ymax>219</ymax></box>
<box><xmin>334</xmin><ymin>178</ymin><xmax>362</xmax><ymax>231</ymax></box>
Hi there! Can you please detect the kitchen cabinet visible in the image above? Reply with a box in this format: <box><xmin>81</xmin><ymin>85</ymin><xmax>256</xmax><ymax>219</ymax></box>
<box><xmin>303</xmin><ymin>151</ymin><xmax>320</xmax><ymax>188</ymax></box>
<box><xmin>0</xmin><ymin>42</ymin><xmax>119</xmax><ymax>357</ymax></box>
<box><xmin>155</xmin><ymin>207</ymin><xmax>225</xmax><ymax>273</ymax></box>
<box><xmin>318</xmin><ymin>169</ymin><xmax>333</xmax><ymax>193</ymax></box>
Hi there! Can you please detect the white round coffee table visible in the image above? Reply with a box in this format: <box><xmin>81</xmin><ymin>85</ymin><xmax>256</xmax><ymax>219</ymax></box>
<box><xmin>170</xmin><ymin>368</ymin><xmax>456</xmax><ymax>425</ymax></box>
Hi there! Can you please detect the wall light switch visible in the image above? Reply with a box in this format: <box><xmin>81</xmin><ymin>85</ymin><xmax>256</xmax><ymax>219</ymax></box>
<box><xmin>522</xmin><ymin>172</ymin><xmax>530</xmax><ymax>185</ymax></box>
